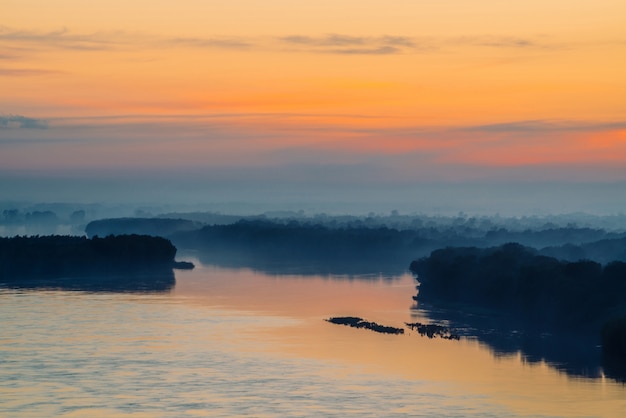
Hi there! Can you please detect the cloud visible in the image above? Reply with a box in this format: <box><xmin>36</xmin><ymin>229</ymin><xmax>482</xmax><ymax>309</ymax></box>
<box><xmin>0</xmin><ymin>25</ymin><xmax>255</xmax><ymax>52</ymax></box>
<box><xmin>279</xmin><ymin>34</ymin><xmax>415</xmax><ymax>48</ymax></box>
<box><xmin>0</xmin><ymin>115</ymin><xmax>48</xmax><ymax>129</ymax></box>
<box><xmin>380</xmin><ymin>36</ymin><xmax>417</xmax><ymax>48</ymax></box>
<box><xmin>0</xmin><ymin>68</ymin><xmax>63</xmax><ymax>77</ymax></box>
<box><xmin>452</xmin><ymin>35</ymin><xmax>540</xmax><ymax>48</ymax></box>
<box><xmin>467</xmin><ymin>120</ymin><xmax>626</xmax><ymax>134</ymax></box>
<box><xmin>0</xmin><ymin>53</ymin><xmax>19</xmax><ymax>60</ymax></box>
<box><xmin>327</xmin><ymin>46</ymin><xmax>402</xmax><ymax>55</ymax></box>
<box><xmin>167</xmin><ymin>37</ymin><xmax>253</xmax><ymax>49</ymax></box>
<box><xmin>321</xmin><ymin>34</ymin><xmax>367</xmax><ymax>46</ymax></box>
<box><xmin>275</xmin><ymin>33</ymin><xmax>566</xmax><ymax>55</ymax></box>
<box><xmin>0</xmin><ymin>24</ymin><xmax>574</xmax><ymax>57</ymax></box>
<box><xmin>0</xmin><ymin>26</ymin><xmax>122</xmax><ymax>51</ymax></box>
<box><xmin>278</xmin><ymin>34</ymin><xmax>417</xmax><ymax>54</ymax></box>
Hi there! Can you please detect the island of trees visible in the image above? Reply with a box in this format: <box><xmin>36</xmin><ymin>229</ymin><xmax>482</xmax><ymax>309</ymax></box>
<box><xmin>0</xmin><ymin>234</ymin><xmax>193</xmax><ymax>292</ymax></box>
<box><xmin>410</xmin><ymin>243</ymin><xmax>626</xmax><ymax>371</ymax></box>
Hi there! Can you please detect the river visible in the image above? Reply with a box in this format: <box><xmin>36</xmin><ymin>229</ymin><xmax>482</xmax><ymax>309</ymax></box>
<box><xmin>1</xmin><ymin>260</ymin><xmax>625</xmax><ymax>417</ymax></box>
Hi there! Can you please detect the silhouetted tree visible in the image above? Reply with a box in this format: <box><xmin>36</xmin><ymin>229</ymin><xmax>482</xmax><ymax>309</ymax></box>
<box><xmin>411</xmin><ymin>244</ymin><xmax>626</xmax><ymax>330</ymax></box>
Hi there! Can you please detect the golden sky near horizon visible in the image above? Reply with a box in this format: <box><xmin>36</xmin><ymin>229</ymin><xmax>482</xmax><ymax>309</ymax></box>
<box><xmin>1</xmin><ymin>1</ymin><xmax>626</xmax><ymax>179</ymax></box>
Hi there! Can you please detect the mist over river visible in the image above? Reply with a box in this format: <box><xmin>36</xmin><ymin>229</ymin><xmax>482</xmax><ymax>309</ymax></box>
<box><xmin>1</xmin><ymin>260</ymin><xmax>625</xmax><ymax>417</ymax></box>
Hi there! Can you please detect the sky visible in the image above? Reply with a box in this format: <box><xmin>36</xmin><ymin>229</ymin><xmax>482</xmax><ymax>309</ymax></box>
<box><xmin>1</xmin><ymin>1</ymin><xmax>625</xmax><ymax>214</ymax></box>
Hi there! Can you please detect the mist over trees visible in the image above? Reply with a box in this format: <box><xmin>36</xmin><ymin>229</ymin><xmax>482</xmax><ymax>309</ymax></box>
<box><xmin>85</xmin><ymin>218</ymin><xmax>201</xmax><ymax>238</ymax></box>
<box><xmin>1</xmin><ymin>205</ymin><xmax>94</xmax><ymax>236</ymax></box>
<box><xmin>74</xmin><ymin>210</ymin><xmax>626</xmax><ymax>278</ymax></box>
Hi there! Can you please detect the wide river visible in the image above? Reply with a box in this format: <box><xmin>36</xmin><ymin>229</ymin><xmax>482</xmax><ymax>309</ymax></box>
<box><xmin>1</xmin><ymin>259</ymin><xmax>625</xmax><ymax>417</ymax></box>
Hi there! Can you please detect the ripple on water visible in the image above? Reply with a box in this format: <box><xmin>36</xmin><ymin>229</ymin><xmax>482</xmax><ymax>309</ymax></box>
<box><xmin>0</xmin><ymin>289</ymin><xmax>517</xmax><ymax>417</ymax></box>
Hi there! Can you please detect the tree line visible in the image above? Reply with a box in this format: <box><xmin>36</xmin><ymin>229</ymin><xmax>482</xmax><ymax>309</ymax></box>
<box><xmin>410</xmin><ymin>243</ymin><xmax>626</xmax><ymax>364</ymax></box>
<box><xmin>0</xmin><ymin>234</ymin><xmax>178</xmax><ymax>280</ymax></box>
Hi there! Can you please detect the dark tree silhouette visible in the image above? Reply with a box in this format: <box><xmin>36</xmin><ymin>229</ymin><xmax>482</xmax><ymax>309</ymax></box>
<box><xmin>0</xmin><ymin>235</ymin><xmax>190</xmax><ymax>292</ymax></box>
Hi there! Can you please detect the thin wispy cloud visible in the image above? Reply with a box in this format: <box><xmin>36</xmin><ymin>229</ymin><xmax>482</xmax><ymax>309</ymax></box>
<box><xmin>467</xmin><ymin>120</ymin><xmax>626</xmax><ymax>134</ymax></box>
<box><xmin>0</xmin><ymin>26</ymin><xmax>256</xmax><ymax>56</ymax></box>
<box><xmin>279</xmin><ymin>34</ymin><xmax>416</xmax><ymax>48</ymax></box>
<box><xmin>0</xmin><ymin>53</ymin><xmax>19</xmax><ymax>60</ymax></box>
<box><xmin>167</xmin><ymin>37</ymin><xmax>253</xmax><ymax>49</ymax></box>
<box><xmin>452</xmin><ymin>35</ymin><xmax>539</xmax><ymax>49</ymax></box>
<box><xmin>36</xmin><ymin>113</ymin><xmax>626</xmax><ymax>136</ymax></box>
<box><xmin>0</xmin><ymin>26</ymin><xmax>123</xmax><ymax>51</ymax></box>
<box><xmin>327</xmin><ymin>46</ymin><xmax>402</xmax><ymax>55</ymax></box>
<box><xmin>278</xmin><ymin>34</ymin><xmax>418</xmax><ymax>54</ymax></box>
<box><xmin>1</xmin><ymin>25</ymin><xmax>571</xmax><ymax>57</ymax></box>
<box><xmin>0</xmin><ymin>114</ymin><xmax>48</xmax><ymax>129</ymax></box>
<box><xmin>0</xmin><ymin>68</ymin><xmax>62</xmax><ymax>76</ymax></box>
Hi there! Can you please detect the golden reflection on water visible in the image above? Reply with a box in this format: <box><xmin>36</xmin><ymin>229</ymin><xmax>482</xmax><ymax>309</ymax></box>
<box><xmin>173</xmin><ymin>264</ymin><xmax>626</xmax><ymax>417</ymax></box>
<box><xmin>2</xmin><ymin>263</ymin><xmax>626</xmax><ymax>417</ymax></box>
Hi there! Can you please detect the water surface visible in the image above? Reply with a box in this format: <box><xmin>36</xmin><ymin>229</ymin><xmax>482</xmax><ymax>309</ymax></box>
<box><xmin>1</xmin><ymin>262</ymin><xmax>625</xmax><ymax>417</ymax></box>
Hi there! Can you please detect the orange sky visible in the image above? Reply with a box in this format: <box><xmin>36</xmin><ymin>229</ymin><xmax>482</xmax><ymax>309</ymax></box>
<box><xmin>1</xmin><ymin>1</ymin><xmax>626</xmax><ymax>193</ymax></box>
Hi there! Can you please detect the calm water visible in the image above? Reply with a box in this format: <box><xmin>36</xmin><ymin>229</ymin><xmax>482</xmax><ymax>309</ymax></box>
<box><xmin>1</xmin><ymin>262</ymin><xmax>625</xmax><ymax>417</ymax></box>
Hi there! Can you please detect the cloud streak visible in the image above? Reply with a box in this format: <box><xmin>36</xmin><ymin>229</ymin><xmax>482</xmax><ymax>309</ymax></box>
<box><xmin>278</xmin><ymin>34</ymin><xmax>419</xmax><ymax>54</ymax></box>
<box><xmin>0</xmin><ymin>114</ymin><xmax>48</xmax><ymax>129</ymax></box>
<box><xmin>451</xmin><ymin>35</ymin><xmax>540</xmax><ymax>49</ymax></box>
<box><xmin>279</xmin><ymin>34</ymin><xmax>416</xmax><ymax>48</ymax></box>
<box><xmin>276</xmin><ymin>33</ymin><xmax>569</xmax><ymax>54</ymax></box>
<box><xmin>0</xmin><ymin>25</ymin><xmax>574</xmax><ymax>57</ymax></box>
<box><xmin>2</xmin><ymin>113</ymin><xmax>625</xmax><ymax>187</ymax></box>
<box><xmin>166</xmin><ymin>37</ymin><xmax>253</xmax><ymax>49</ymax></box>
<box><xmin>0</xmin><ymin>26</ymin><xmax>123</xmax><ymax>51</ymax></box>
<box><xmin>466</xmin><ymin>120</ymin><xmax>626</xmax><ymax>134</ymax></box>
<box><xmin>0</xmin><ymin>68</ymin><xmax>63</xmax><ymax>77</ymax></box>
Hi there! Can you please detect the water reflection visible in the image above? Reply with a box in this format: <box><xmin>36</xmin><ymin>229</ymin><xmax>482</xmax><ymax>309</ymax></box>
<box><xmin>0</xmin><ymin>289</ymin><xmax>516</xmax><ymax>417</ymax></box>
<box><xmin>191</xmin><ymin>249</ymin><xmax>410</xmax><ymax>278</ymax></box>
<box><xmin>188</xmin><ymin>252</ymin><xmax>626</xmax><ymax>384</ymax></box>
<box><xmin>0</xmin><ymin>271</ymin><xmax>176</xmax><ymax>293</ymax></box>
<box><xmin>411</xmin><ymin>297</ymin><xmax>617</xmax><ymax>381</ymax></box>
<box><xmin>173</xmin><ymin>261</ymin><xmax>415</xmax><ymax>320</ymax></box>
<box><xmin>181</xmin><ymin>255</ymin><xmax>626</xmax><ymax>383</ymax></box>
<box><xmin>173</xmin><ymin>264</ymin><xmax>626</xmax><ymax>416</ymax></box>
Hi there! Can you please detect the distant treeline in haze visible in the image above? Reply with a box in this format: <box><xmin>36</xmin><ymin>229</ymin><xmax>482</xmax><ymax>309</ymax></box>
<box><xmin>85</xmin><ymin>216</ymin><xmax>626</xmax><ymax>267</ymax></box>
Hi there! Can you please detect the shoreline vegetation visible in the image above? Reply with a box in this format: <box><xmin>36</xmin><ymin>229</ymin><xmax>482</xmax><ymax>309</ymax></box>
<box><xmin>409</xmin><ymin>243</ymin><xmax>626</xmax><ymax>376</ymax></box>
<box><xmin>0</xmin><ymin>234</ymin><xmax>193</xmax><ymax>292</ymax></box>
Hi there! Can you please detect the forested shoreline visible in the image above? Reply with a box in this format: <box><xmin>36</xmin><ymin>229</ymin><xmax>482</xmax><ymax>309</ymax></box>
<box><xmin>0</xmin><ymin>235</ymin><xmax>192</xmax><ymax>292</ymax></box>
<box><xmin>409</xmin><ymin>243</ymin><xmax>626</xmax><ymax>373</ymax></box>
